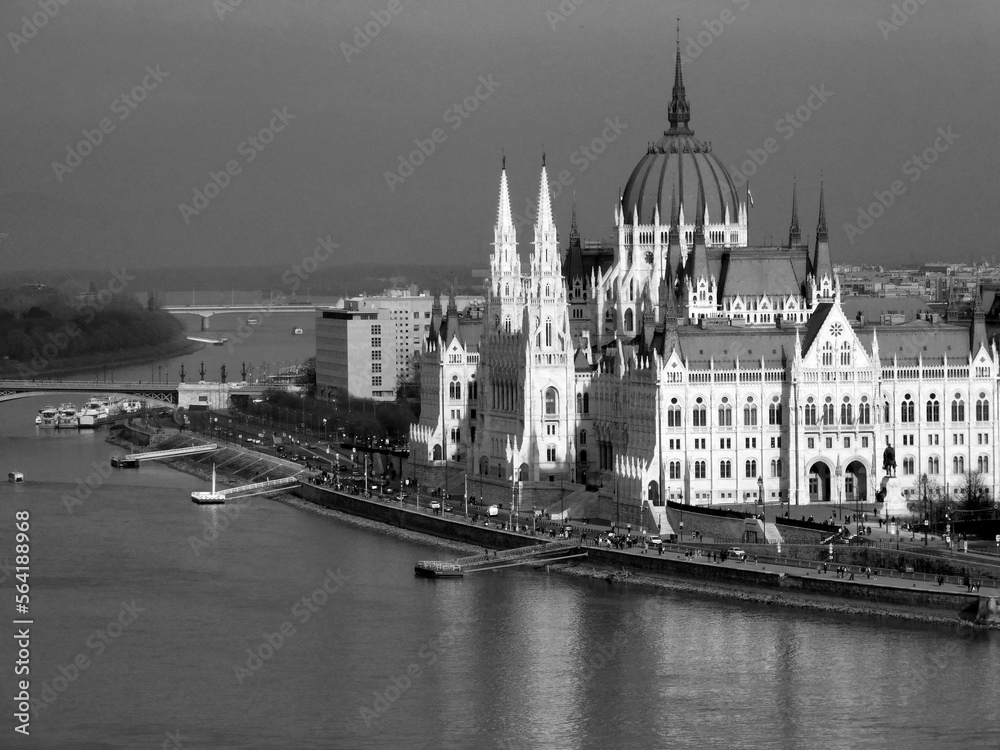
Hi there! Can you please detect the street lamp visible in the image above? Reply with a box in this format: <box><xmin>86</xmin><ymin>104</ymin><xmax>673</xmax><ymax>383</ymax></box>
<box><xmin>835</xmin><ymin>458</ymin><xmax>843</xmax><ymax>528</ymax></box>
<box><xmin>757</xmin><ymin>475</ymin><xmax>764</xmax><ymax>543</ymax></box>
<box><xmin>322</xmin><ymin>418</ymin><xmax>328</xmax><ymax>443</ymax></box>
<box><xmin>922</xmin><ymin>472</ymin><xmax>929</xmax><ymax>546</ymax></box>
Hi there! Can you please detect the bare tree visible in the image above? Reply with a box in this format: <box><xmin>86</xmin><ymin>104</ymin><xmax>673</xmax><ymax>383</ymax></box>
<box><xmin>956</xmin><ymin>469</ymin><xmax>990</xmax><ymax>511</ymax></box>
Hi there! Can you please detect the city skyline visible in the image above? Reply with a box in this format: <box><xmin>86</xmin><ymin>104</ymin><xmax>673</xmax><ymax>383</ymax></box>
<box><xmin>1</xmin><ymin>0</ymin><xmax>998</xmax><ymax>273</ymax></box>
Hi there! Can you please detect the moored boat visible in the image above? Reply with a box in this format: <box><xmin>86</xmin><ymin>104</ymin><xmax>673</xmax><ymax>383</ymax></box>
<box><xmin>56</xmin><ymin>403</ymin><xmax>79</xmax><ymax>429</ymax></box>
<box><xmin>8</xmin><ymin>471</ymin><xmax>24</xmax><ymax>483</ymax></box>
<box><xmin>78</xmin><ymin>397</ymin><xmax>110</xmax><ymax>428</ymax></box>
<box><xmin>292</xmin><ymin>326</ymin><xmax>304</xmax><ymax>335</ymax></box>
<box><xmin>246</xmin><ymin>316</ymin><xmax>259</xmax><ymax>326</ymax></box>
<box><xmin>38</xmin><ymin>406</ymin><xmax>59</xmax><ymax>427</ymax></box>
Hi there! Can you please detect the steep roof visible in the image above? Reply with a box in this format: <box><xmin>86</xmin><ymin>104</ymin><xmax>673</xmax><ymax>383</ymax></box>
<box><xmin>717</xmin><ymin>249</ymin><xmax>809</xmax><ymax>298</ymax></box>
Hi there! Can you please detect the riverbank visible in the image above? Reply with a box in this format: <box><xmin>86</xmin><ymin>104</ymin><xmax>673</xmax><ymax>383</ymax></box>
<box><xmin>111</xmin><ymin>432</ymin><xmax>999</xmax><ymax>629</ymax></box>
<box><xmin>9</xmin><ymin>333</ymin><xmax>202</xmax><ymax>380</ymax></box>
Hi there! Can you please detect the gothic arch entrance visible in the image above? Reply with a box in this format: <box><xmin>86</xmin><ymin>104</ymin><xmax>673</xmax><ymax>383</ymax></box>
<box><xmin>845</xmin><ymin>460</ymin><xmax>868</xmax><ymax>503</ymax></box>
<box><xmin>808</xmin><ymin>462</ymin><xmax>831</xmax><ymax>503</ymax></box>
<box><xmin>648</xmin><ymin>480</ymin><xmax>660</xmax><ymax>506</ymax></box>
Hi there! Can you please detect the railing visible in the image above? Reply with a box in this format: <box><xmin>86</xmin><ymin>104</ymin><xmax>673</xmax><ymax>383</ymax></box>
<box><xmin>454</xmin><ymin>538</ymin><xmax>579</xmax><ymax>567</ymax></box>
<box><xmin>223</xmin><ymin>475</ymin><xmax>300</xmax><ymax>496</ymax></box>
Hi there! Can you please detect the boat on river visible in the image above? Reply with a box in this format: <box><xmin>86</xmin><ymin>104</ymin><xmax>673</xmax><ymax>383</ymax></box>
<box><xmin>56</xmin><ymin>403</ymin><xmax>79</xmax><ymax>429</ymax></box>
<box><xmin>78</xmin><ymin>397</ymin><xmax>109</xmax><ymax>428</ymax></box>
<box><xmin>37</xmin><ymin>406</ymin><xmax>58</xmax><ymax>427</ymax></box>
<box><xmin>8</xmin><ymin>471</ymin><xmax>24</xmax><ymax>483</ymax></box>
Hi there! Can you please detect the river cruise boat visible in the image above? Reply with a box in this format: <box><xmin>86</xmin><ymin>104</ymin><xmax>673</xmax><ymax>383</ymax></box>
<box><xmin>8</xmin><ymin>471</ymin><xmax>24</xmax><ymax>483</ymax></box>
<box><xmin>56</xmin><ymin>403</ymin><xmax>79</xmax><ymax>429</ymax></box>
<box><xmin>121</xmin><ymin>399</ymin><xmax>142</xmax><ymax>413</ymax></box>
<box><xmin>292</xmin><ymin>327</ymin><xmax>304</xmax><ymax>335</ymax></box>
<box><xmin>37</xmin><ymin>406</ymin><xmax>59</xmax><ymax>427</ymax></box>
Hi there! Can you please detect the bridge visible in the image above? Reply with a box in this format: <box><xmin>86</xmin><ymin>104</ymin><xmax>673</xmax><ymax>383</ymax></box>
<box><xmin>0</xmin><ymin>379</ymin><xmax>297</xmax><ymax>405</ymax></box>
<box><xmin>163</xmin><ymin>304</ymin><xmax>317</xmax><ymax>330</ymax></box>
<box><xmin>192</xmin><ymin>475</ymin><xmax>300</xmax><ymax>504</ymax></box>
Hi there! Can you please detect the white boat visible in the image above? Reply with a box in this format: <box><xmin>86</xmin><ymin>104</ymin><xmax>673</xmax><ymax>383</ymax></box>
<box><xmin>292</xmin><ymin>327</ymin><xmax>304</xmax><ymax>335</ymax></box>
<box><xmin>56</xmin><ymin>403</ymin><xmax>79</xmax><ymax>429</ymax></box>
<box><xmin>78</xmin><ymin>397</ymin><xmax>110</xmax><ymax>428</ymax></box>
<box><xmin>121</xmin><ymin>399</ymin><xmax>142</xmax><ymax>413</ymax></box>
<box><xmin>8</xmin><ymin>471</ymin><xmax>24</xmax><ymax>483</ymax></box>
<box><xmin>246</xmin><ymin>316</ymin><xmax>259</xmax><ymax>326</ymax></box>
<box><xmin>38</xmin><ymin>406</ymin><xmax>59</xmax><ymax>427</ymax></box>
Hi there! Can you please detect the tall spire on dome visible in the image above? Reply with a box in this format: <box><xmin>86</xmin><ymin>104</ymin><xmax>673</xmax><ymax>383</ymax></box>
<box><xmin>570</xmin><ymin>191</ymin><xmax>579</xmax><ymax>241</ymax></box>
<box><xmin>812</xmin><ymin>178</ymin><xmax>832</xmax><ymax>284</ymax></box>
<box><xmin>667</xmin><ymin>18</ymin><xmax>692</xmax><ymax>134</ymax></box>
<box><xmin>788</xmin><ymin>178</ymin><xmax>801</xmax><ymax>247</ymax></box>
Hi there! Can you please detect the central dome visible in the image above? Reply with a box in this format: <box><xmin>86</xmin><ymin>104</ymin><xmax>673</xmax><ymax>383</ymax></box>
<box><xmin>621</xmin><ymin>45</ymin><xmax>742</xmax><ymax>228</ymax></box>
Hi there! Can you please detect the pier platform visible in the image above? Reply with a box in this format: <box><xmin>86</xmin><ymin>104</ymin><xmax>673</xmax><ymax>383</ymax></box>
<box><xmin>415</xmin><ymin>538</ymin><xmax>585</xmax><ymax>577</ymax></box>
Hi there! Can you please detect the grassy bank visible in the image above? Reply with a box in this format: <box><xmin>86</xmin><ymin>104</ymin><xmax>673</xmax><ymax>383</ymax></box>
<box><xmin>7</xmin><ymin>334</ymin><xmax>202</xmax><ymax>380</ymax></box>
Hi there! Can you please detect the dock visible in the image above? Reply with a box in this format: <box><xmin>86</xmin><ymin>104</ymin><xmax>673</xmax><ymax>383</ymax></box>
<box><xmin>192</xmin><ymin>475</ymin><xmax>300</xmax><ymax>505</ymax></box>
<box><xmin>415</xmin><ymin>538</ymin><xmax>586</xmax><ymax>578</ymax></box>
<box><xmin>116</xmin><ymin>443</ymin><xmax>219</xmax><ymax>466</ymax></box>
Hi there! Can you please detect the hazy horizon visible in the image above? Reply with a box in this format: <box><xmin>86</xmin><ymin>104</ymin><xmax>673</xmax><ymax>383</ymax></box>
<box><xmin>3</xmin><ymin>0</ymin><xmax>998</xmax><ymax>275</ymax></box>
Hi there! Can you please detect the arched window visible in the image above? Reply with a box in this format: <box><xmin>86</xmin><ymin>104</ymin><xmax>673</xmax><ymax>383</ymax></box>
<box><xmin>926</xmin><ymin>393</ymin><xmax>940</xmax><ymax>422</ymax></box>
<box><xmin>579</xmin><ymin>430</ymin><xmax>587</xmax><ymax>445</ymax></box>
<box><xmin>450</xmin><ymin>428</ymin><xmax>461</xmax><ymax>443</ymax></box>
<box><xmin>720</xmin><ymin>460</ymin><xmax>731</xmax><ymax>479</ymax></box>
<box><xmin>951</xmin><ymin>394</ymin><xmax>965</xmax><ymax>422</ymax></box>
<box><xmin>449</xmin><ymin>380</ymin><xmax>461</xmax><ymax>400</ymax></box>
<box><xmin>823</xmin><ymin>396</ymin><xmax>835</xmax><ymax>425</ymax></box>
<box><xmin>840</xmin><ymin>341</ymin><xmax>851</xmax><ymax>366</ymax></box>
<box><xmin>858</xmin><ymin>397</ymin><xmax>871</xmax><ymax>425</ymax></box>
<box><xmin>840</xmin><ymin>397</ymin><xmax>853</xmax><ymax>425</ymax></box>
<box><xmin>693</xmin><ymin>397</ymin><xmax>707</xmax><ymax>427</ymax></box>
<box><xmin>768</xmin><ymin>397</ymin><xmax>782</xmax><ymax>426</ymax></box>
<box><xmin>624</xmin><ymin>308</ymin><xmax>634</xmax><ymax>332</ymax></box>
<box><xmin>977</xmin><ymin>394</ymin><xmax>990</xmax><ymax>421</ymax></box>
<box><xmin>745</xmin><ymin>459</ymin><xmax>757</xmax><ymax>478</ymax></box>
<box><xmin>979</xmin><ymin>455</ymin><xmax>990</xmax><ymax>474</ymax></box>
<box><xmin>583</xmin><ymin>393</ymin><xmax>589</xmax><ymax>413</ymax></box>
<box><xmin>884</xmin><ymin>400</ymin><xmax>891</xmax><ymax>423</ymax></box>
<box><xmin>545</xmin><ymin>318</ymin><xmax>552</xmax><ymax>347</ymax></box>
<box><xmin>694</xmin><ymin>460</ymin><xmax>706</xmax><ymax>479</ymax></box>
<box><xmin>479</xmin><ymin>456</ymin><xmax>489</xmax><ymax>475</ymax></box>
<box><xmin>901</xmin><ymin>395</ymin><xmax>915</xmax><ymax>423</ymax></box>
<box><xmin>770</xmin><ymin>459</ymin><xmax>782</xmax><ymax>478</ymax></box>
<box><xmin>744</xmin><ymin>397</ymin><xmax>757</xmax><ymax>427</ymax></box>
<box><xmin>821</xmin><ymin>342</ymin><xmax>833</xmax><ymax>366</ymax></box>
<box><xmin>805</xmin><ymin>397</ymin><xmax>817</xmax><ymax>426</ymax></box>
<box><xmin>718</xmin><ymin>398</ymin><xmax>732</xmax><ymax>426</ymax></box>
<box><xmin>577</xmin><ymin>393</ymin><xmax>583</xmax><ymax>413</ymax></box>
<box><xmin>669</xmin><ymin>461</ymin><xmax>681</xmax><ymax>480</ymax></box>
<box><xmin>928</xmin><ymin>456</ymin><xmax>940</xmax><ymax>474</ymax></box>
<box><xmin>667</xmin><ymin>397</ymin><xmax>682</xmax><ymax>427</ymax></box>
<box><xmin>544</xmin><ymin>387</ymin><xmax>558</xmax><ymax>415</ymax></box>
<box><xmin>504</xmin><ymin>316</ymin><xmax>512</xmax><ymax>333</ymax></box>
<box><xmin>546</xmin><ymin>445</ymin><xmax>556</xmax><ymax>462</ymax></box>
<box><xmin>432</xmin><ymin>444</ymin><xmax>442</xmax><ymax>460</ymax></box>
<box><xmin>953</xmin><ymin>456</ymin><xmax>965</xmax><ymax>474</ymax></box>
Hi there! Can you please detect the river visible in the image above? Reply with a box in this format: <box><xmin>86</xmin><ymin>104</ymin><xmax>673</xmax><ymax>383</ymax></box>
<box><xmin>1</xmin><ymin>354</ymin><xmax>999</xmax><ymax>748</ymax></box>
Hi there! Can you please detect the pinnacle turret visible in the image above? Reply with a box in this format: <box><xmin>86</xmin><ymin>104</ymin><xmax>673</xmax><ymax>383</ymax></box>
<box><xmin>667</xmin><ymin>20</ymin><xmax>692</xmax><ymax>134</ymax></box>
<box><xmin>788</xmin><ymin>178</ymin><xmax>801</xmax><ymax>247</ymax></box>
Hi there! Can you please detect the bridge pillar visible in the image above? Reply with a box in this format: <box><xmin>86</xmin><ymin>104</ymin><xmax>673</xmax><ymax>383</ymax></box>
<box><xmin>201</xmin><ymin>316</ymin><xmax>210</xmax><ymax>331</ymax></box>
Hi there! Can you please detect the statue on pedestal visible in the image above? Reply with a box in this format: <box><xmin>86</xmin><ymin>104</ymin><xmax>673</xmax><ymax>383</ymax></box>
<box><xmin>882</xmin><ymin>440</ymin><xmax>896</xmax><ymax>478</ymax></box>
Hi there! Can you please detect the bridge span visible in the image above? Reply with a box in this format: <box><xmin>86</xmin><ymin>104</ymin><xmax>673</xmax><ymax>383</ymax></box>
<box><xmin>163</xmin><ymin>304</ymin><xmax>317</xmax><ymax>330</ymax></box>
<box><xmin>0</xmin><ymin>380</ymin><xmax>296</xmax><ymax>406</ymax></box>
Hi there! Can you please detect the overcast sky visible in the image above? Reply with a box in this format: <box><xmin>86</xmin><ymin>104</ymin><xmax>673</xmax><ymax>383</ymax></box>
<box><xmin>2</xmin><ymin>0</ymin><xmax>997</xmax><ymax>275</ymax></box>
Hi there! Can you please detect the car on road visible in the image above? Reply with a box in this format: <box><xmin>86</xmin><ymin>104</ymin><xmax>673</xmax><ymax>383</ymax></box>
<box><xmin>429</xmin><ymin>501</ymin><xmax>442</xmax><ymax>513</ymax></box>
<box><xmin>725</xmin><ymin>547</ymin><xmax>748</xmax><ymax>561</ymax></box>
<box><xmin>648</xmin><ymin>536</ymin><xmax>663</xmax><ymax>546</ymax></box>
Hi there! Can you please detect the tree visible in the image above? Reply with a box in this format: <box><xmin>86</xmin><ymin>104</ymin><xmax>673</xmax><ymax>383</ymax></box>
<box><xmin>956</xmin><ymin>469</ymin><xmax>990</xmax><ymax>511</ymax></box>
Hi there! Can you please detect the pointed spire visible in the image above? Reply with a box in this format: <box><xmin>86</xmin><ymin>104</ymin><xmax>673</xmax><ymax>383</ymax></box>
<box><xmin>667</xmin><ymin>18</ymin><xmax>692</xmax><ymax>134</ymax></box>
<box><xmin>816</xmin><ymin>178</ymin><xmax>828</xmax><ymax>242</ymax></box>
<box><xmin>496</xmin><ymin>158</ymin><xmax>514</xmax><ymax>234</ymax></box>
<box><xmin>788</xmin><ymin>178</ymin><xmax>801</xmax><ymax>247</ymax></box>
<box><xmin>536</xmin><ymin>156</ymin><xmax>554</xmax><ymax>231</ymax></box>
<box><xmin>972</xmin><ymin>286</ymin><xmax>987</xmax><ymax>352</ymax></box>
<box><xmin>569</xmin><ymin>192</ymin><xmax>580</xmax><ymax>241</ymax></box>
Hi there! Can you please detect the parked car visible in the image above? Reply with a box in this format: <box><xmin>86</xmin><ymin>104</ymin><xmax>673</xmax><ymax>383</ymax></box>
<box><xmin>648</xmin><ymin>536</ymin><xmax>663</xmax><ymax>546</ymax></box>
<box><xmin>429</xmin><ymin>501</ymin><xmax>442</xmax><ymax>513</ymax></box>
<box><xmin>726</xmin><ymin>547</ymin><xmax>748</xmax><ymax>561</ymax></box>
